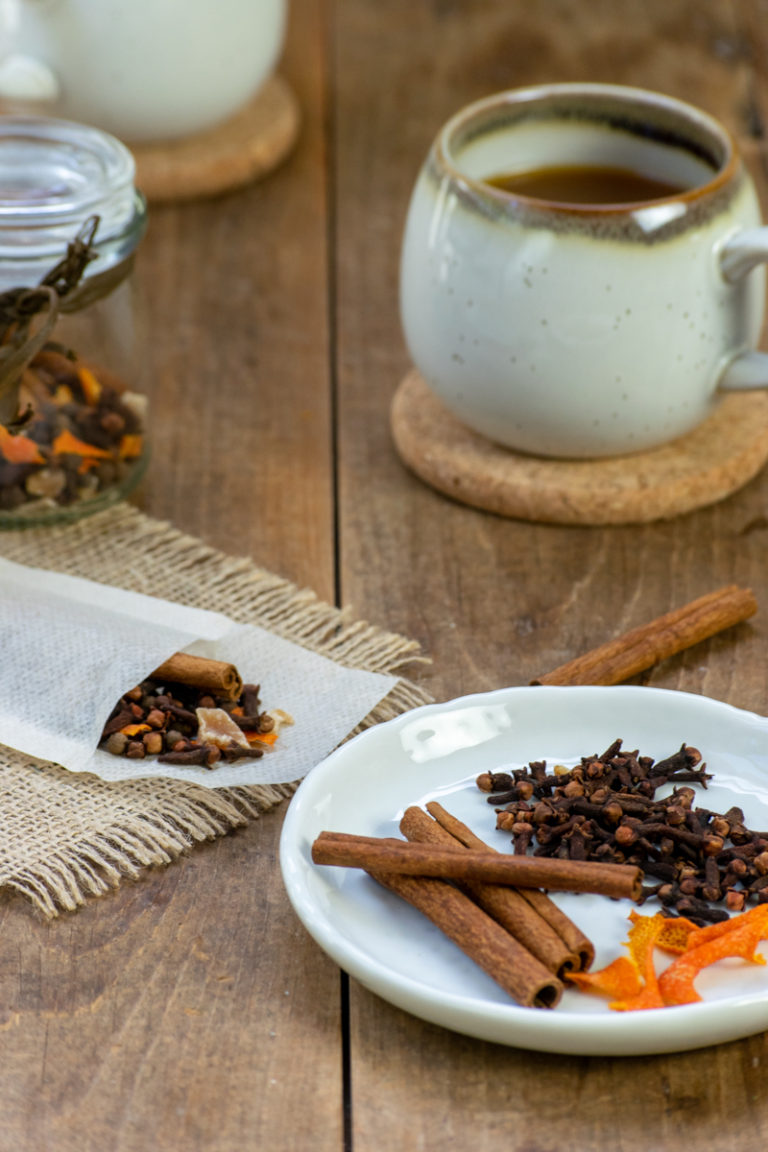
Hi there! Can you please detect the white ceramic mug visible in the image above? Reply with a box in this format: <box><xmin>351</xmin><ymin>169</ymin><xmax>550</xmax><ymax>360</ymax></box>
<box><xmin>400</xmin><ymin>83</ymin><xmax>768</xmax><ymax>459</ymax></box>
<box><xmin>0</xmin><ymin>0</ymin><xmax>286</xmax><ymax>142</ymax></box>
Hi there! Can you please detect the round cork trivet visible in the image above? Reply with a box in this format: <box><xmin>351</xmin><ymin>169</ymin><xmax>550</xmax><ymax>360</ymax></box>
<box><xmin>131</xmin><ymin>74</ymin><xmax>300</xmax><ymax>203</ymax></box>
<box><xmin>391</xmin><ymin>369</ymin><xmax>768</xmax><ymax>525</ymax></box>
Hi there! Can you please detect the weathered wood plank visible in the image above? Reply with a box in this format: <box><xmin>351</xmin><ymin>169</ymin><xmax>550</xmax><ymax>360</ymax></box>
<box><xmin>334</xmin><ymin>0</ymin><xmax>764</xmax><ymax>701</ymax></box>
<box><xmin>135</xmin><ymin>0</ymin><xmax>335</xmax><ymax>603</ymax></box>
<box><xmin>334</xmin><ymin>1</ymin><xmax>768</xmax><ymax>1148</ymax></box>
<box><xmin>350</xmin><ymin>989</ymin><xmax>768</xmax><ymax>1152</ymax></box>
<box><xmin>0</xmin><ymin>809</ymin><xmax>344</xmax><ymax>1152</ymax></box>
<box><xmin>0</xmin><ymin>2</ymin><xmax>344</xmax><ymax>1150</ymax></box>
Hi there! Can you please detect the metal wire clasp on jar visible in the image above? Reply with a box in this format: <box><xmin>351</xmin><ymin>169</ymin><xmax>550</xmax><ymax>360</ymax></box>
<box><xmin>0</xmin><ymin>116</ymin><xmax>148</xmax><ymax>525</ymax></box>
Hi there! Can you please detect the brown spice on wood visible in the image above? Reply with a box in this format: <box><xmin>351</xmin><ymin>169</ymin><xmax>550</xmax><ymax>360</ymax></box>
<box><xmin>532</xmin><ymin>585</ymin><xmax>756</xmax><ymax>687</ymax></box>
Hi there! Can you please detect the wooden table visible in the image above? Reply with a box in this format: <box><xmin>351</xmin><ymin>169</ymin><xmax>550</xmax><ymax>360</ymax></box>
<box><xmin>4</xmin><ymin>1</ymin><xmax>768</xmax><ymax>1148</ymax></box>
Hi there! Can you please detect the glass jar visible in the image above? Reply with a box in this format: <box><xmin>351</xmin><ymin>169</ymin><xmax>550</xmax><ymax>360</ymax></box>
<box><xmin>0</xmin><ymin>115</ymin><xmax>148</xmax><ymax>526</ymax></box>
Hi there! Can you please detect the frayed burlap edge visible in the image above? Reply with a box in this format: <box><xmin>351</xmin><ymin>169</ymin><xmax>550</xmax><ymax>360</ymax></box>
<box><xmin>0</xmin><ymin>504</ymin><xmax>432</xmax><ymax>917</ymax></box>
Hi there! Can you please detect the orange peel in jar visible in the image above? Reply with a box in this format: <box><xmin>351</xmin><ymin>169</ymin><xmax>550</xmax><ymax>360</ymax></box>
<box><xmin>0</xmin><ymin>424</ymin><xmax>45</xmax><ymax>465</ymax></box>
<box><xmin>51</xmin><ymin>428</ymin><xmax>111</xmax><ymax>460</ymax></box>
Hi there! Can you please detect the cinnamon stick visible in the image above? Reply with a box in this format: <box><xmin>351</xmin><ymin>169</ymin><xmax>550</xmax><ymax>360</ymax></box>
<box><xmin>425</xmin><ymin>800</ymin><xmax>498</xmax><ymax>853</ymax></box>
<box><xmin>425</xmin><ymin>801</ymin><xmax>595</xmax><ymax>968</ymax></box>
<box><xmin>400</xmin><ymin>805</ymin><xmax>581</xmax><ymax>976</ymax></box>
<box><xmin>149</xmin><ymin>652</ymin><xmax>243</xmax><ymax>701</ymax></box>
<box><xmin>311</xmin><ymin>832</ymin><xmax>642</xmax><ymax>899</ymax></box>
<box><xmin>531</xmin><ymin>584</ymin><xmax>756</xmax><ymax>687</ymax></box>
<box><xmin>517</xmin><ymin>888</ymin><xmax>595</xmax><ymax>972</ymax></box>
<box><xmin>369</xmin><ymin>868</ymin><xmax>563</xmax><ymax>1008</ymax></box>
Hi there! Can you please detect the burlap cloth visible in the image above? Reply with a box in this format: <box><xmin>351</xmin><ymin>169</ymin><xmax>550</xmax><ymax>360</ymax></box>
<box><xmin>0</xmin><ymin>504</ymin><xmax>431</xmax><ymax>917</ymax></box>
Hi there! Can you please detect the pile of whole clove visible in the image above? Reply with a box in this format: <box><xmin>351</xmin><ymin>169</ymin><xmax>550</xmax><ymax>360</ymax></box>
<box><xmin>477</xmin><ymin>739</ymin><xmax>768</xmax><ymax>924</ymax></box>
<box><xmin>100</xmin><ymin>679</ymin><xmax>276</xmax><ymax>769</ymax></box>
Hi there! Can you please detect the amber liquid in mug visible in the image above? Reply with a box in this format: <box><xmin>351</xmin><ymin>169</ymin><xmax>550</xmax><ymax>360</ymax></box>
<box><xmin>485</xmin><ymin>164</ymin><xmax>689</xmax><ymax>205</ymax></box>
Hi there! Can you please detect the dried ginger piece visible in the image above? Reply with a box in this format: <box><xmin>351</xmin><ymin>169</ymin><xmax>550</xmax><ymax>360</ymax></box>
<box><xmin>265</xmin><ymin>708</ymin><xmax>293</xmax><ymax>733</ymax></box>
<box><xmin>196</xmin><ymin>707</ymin><xmax>251</xmax><ymax>750</ymax></box>
<box><xmin>194</xmin><ymin>705</ymin><xmax>295</xmax><ymax>753</ymax></box>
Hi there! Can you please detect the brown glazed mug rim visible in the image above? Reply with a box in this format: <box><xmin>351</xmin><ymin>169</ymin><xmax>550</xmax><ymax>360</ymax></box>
<box><xmin>435</xmin><ymin>82</ymin><xmax>740</xmax><ymax>216</ymax></box>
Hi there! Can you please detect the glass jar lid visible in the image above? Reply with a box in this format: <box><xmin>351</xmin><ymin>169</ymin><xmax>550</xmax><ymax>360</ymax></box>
<box><xmin>0</xmin><ymin>116</ymin><xmax>145</xmax><ymax>286</ymax></box>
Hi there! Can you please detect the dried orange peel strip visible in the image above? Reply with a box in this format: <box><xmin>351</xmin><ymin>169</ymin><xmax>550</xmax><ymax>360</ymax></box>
<box><xmin>0</xmin><ymin>424</ymin><xmax>45</xmax><ymax>465</ymax></box>
<box><xmin>685</xmin><ymin>903</ymin><xmax>768</xmax><ymax>951</ymax></box>
<box><xmin>119</xmin><ymin>723</ymin><xmax>151</xmax><ymax>737</ymax></box>
<box><xmin>568</xmin><ymin>907</ymin><xmax>768</xmax><ymax>1011</ymax></box>
<box><xmin>52</xmin><ymin>428</ymin><xmax>112</xmax><ymax>459</ymax></box>
<box><xmin>246</xmin><ymin>730</ymin><xmax>279</xmax><ymax>747</ymax></box>
<box><xmin>565</xmin><ymin>912</ymin><xmax>667</xmax><ymax>1008</ymax></box>
<box><xmin>77</xmin><ymin>365</ymin><xmax>102</xmax><ymax>405</ymax></box>
<box><xmin>610</xmin><ymin>911</ymin><xmax>668</xmax><ymax>1010</ymax></box>
<box><xmin>567</xmin><ymin>955</ymin><xmax>642</xmax><ymax>1000</ymax></box>
<box><xmin>119</xmin><ymin>433</ymin><xmax>143</xmax><ymax>459</ymax></box>
<box><xmin>651</xmin><ymin>912</ymin><xmax>699</xmax><ymax>955</ymax></box>
<box><xmin>658</xmin><ymin>905</ymin><xmax>768</xmax><ymax>1006</ymax></box>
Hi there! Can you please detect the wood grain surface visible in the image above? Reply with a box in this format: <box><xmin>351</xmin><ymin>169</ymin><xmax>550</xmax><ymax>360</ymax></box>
<box><xmin>4</xmin><ymin>1</ymin><xmax>768</xmax><ymax>1149</ymax></box>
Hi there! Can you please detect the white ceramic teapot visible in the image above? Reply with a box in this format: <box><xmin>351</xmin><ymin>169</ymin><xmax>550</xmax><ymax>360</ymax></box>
<box><xmin>0</xmin><ymin>0</ymin><xmax>286</xmax><ymax>142</ymax></box>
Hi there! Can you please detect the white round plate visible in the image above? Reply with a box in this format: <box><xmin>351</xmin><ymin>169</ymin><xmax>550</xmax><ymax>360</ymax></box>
<box><xmin>279</xmin><ymin>685</ymin><xmax>768</xmax><ymax>1055</ymax></box>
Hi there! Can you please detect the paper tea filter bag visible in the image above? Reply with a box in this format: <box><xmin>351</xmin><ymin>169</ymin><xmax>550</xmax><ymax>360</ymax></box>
<box><xmin>0</xmin><ymin>558</ymin><xmax>397</xmax><ymax>788</ymax></box>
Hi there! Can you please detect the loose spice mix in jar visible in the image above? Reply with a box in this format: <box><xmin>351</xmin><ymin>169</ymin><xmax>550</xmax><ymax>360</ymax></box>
<box><xmin>0</xmin><ymin>116</ymin><xmax>148</xmax><ymax>525</ymax></box>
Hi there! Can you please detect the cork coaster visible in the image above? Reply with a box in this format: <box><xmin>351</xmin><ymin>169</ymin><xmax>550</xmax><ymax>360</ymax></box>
<box><xmin>131</xmin><ymin>74</ymin><xmax>300</xmax><ymax>203</ymax></box>
<box><xmin>391</xmin><ymin>369</ymin><xmax>768</xmax><ymax>525</ymax></box>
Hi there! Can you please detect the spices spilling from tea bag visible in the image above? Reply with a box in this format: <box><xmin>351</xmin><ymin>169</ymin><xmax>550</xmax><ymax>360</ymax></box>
<box><xmin>0</xmin><ymin>556</ymin><xmax>398</xmax><ymax>788</ymax></box>
<box><xmin>100</xmin><ymin>666</ymin><xmax>293</xmax><ymax>770</ymax></box>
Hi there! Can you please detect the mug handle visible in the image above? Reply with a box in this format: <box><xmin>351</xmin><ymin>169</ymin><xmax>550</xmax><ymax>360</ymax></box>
<box><xmin>719</xmin><ymin>228</ymin><xmax>768</xmax><ymax>389</ymax></box>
